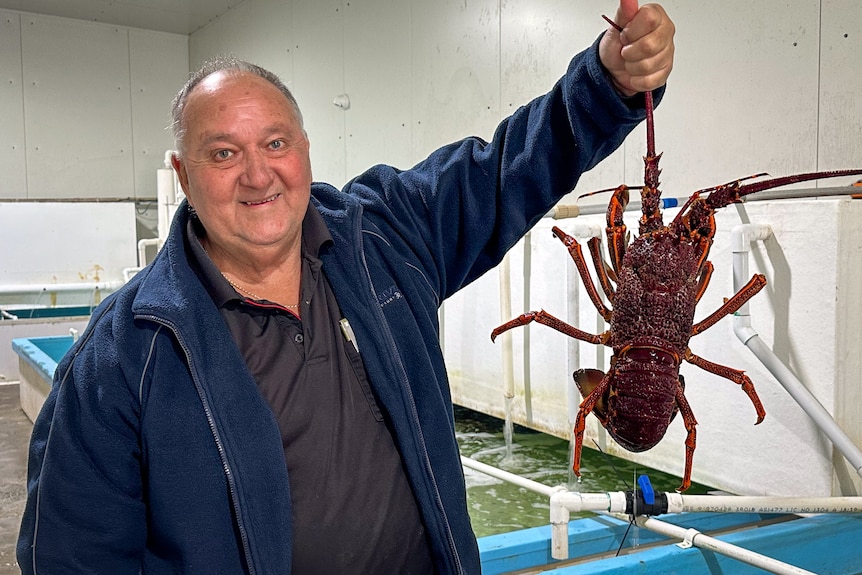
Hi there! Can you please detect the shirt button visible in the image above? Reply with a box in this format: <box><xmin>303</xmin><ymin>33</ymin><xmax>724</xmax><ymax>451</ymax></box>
<box><xmin>294</xmin><ymin>334</ymin><xmax>304</xmax><ymax>343</ymax></box>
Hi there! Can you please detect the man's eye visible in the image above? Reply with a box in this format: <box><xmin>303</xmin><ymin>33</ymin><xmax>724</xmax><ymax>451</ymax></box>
<box><xmin>269</xmin><ymin>140</ymin><xmax>284</xmax><ymax>150</ymax></box>
<box><xmin>215</xmin><ymin>149</ymin><xmax>233</xmax><ymax>160</ymax></box>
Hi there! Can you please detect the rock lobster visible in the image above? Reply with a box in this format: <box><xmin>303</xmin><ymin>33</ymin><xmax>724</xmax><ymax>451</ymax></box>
<box><xmin>491</xmin><ymin>18</ymin><xmax>862</xmax><ymax>492</ymax></box>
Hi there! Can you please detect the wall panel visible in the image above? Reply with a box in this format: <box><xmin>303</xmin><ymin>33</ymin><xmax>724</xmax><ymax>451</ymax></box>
<box><xmin>649</xmin><ymin>0</ymin><xmax>822</xmax><ymax>198</ymax></box>
<box><xmin>500</xmin><ymin>0</ymin><xmax>626</xmax><ymax>201</ymax></box>
<box><xmin>246</xmin><ymin>0</ymin><xmax>295</xmax><ymax>92</ymax></box>
<box><xmin>21</xmin><ymin>14</ymin><xmax>134</xmax><ymax>199</ymax></box>
<box><xmin>291</xmin><ymin>0</ymin><xmax>345</xmax><ymax>185</ymax></box>
<box><xmin>0</xmin><ymin>12</ymin><xmax>26</xmax><ymax>199</ymax></box>
<box><xmin>129</xmin><ymin>28</ymin><xmax>189</xmax><ymax>198</ymax></box>
<box><xmin>410</xmin><ymin>0</ymin><xmax>500</xmax><ymax>164</ymax></box>
<box><xmin>343</xmin><ymin>0</ymin><xmax>412</xmax><ymax>176</ymax></box>
<box><xmin>818</xmin><ymin>0</ymin><xmax>862</xmax><ymax>172</ymax></box>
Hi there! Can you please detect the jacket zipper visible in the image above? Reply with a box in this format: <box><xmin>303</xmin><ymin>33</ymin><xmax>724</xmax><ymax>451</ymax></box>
<box><xmin>138</xmin><ymin>314</ymin><xmax>256</xmax><ymax>575</ymax></box>
<box><xmin>354</xmin><ymin>227</ymin><xmax>464</xmax><ymax>575</ymax></box>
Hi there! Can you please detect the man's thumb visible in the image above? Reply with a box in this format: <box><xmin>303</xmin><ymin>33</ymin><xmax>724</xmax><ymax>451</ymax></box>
<box><xmin>615</xmin><ymin>0</ymin><xmax>639</xmax><ymax>28</ymax></box>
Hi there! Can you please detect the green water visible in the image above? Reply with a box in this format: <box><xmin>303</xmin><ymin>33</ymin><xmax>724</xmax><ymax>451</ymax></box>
<box><xmin>455</xmin><ymin>405</ymin><xmax>712</xmax><ymax>538</ymax></box>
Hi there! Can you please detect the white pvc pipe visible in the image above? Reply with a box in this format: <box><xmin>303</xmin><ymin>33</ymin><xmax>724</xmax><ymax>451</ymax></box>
<box><xmin>567</xmin><ymin>222</ymin><xmax>603</xmax><ymax>240</ymax></box>
<box><xmin>137</xmin><ymin>237</ymin><xmax>162</xmax><ymax>268</ymax></box>
<box><xmin>157</xmin><ymin>168</ymin><xmax>176</xmax><ymax>243</ymax></box>
<box><xmin>498</xmin><ymin>253</ymin><xmax>515</xmax><ymax>402</ymax></box>
<box><xmin>158</xmin><ymin>150</ymin><xmax>183</xmax><ymax>243</ymax></box>
<box><xmin>551</xmin><ymin>489</ymin><xmax>862</xmax><ymax>522</ymax></box>
<box><xmin>738</xmin><ymin>184</ymin><xmax>859</xmax><ymax>203</ymax></box>
<box><xmin>0</xmin><ymin>281</ymin><xmax>124</xmax><ymax>296</ymax></box>
<box><xmin>461</xmin><ymin>456</ymin><xmax>559</xmax><ymax>498</ymax></box>
<box><xmin>731</xmin><ymin>224</ymin><xmax>862</xmax><ymax>478</ymax></box>
<box><xmin>463</xmin><ymin>455</ymin><xmax>862</xmax><ymax>571</ymax></box>
<box><xmin>549</xmin><ymin>488</ymin><xmax>862</xmax><ymax>561</ymax></box>
<box><xmin>632</xmin><ymin>515</ymin><xmax>816</xmax><ymax>575</ymax></box>
<box><xmin>550</xmin><ymin>489</ymin><xmax>629</xmax><ymax>559</ymax></box>
<box><xmin>665</xmin><ymin>493</ymin><xmax>862</xmax><ymax>514</ymax></box>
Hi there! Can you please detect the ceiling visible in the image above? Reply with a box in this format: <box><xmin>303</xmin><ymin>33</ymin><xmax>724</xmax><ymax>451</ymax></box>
<box><xmin>0</xmin><ymin>0</ymin><xmax>239</xmax><ymax>35</ymax></box>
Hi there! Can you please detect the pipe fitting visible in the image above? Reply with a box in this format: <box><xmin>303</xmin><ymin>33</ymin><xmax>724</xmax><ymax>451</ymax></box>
<box><xmin>731</xmin><ymin>223</ymin><xmax>772</xmax><ymax>253</ymax></box>
<box><xmin>550</xmin><ymin>490</ymin><xmax>573</xmax><ymax>560</ymax></box>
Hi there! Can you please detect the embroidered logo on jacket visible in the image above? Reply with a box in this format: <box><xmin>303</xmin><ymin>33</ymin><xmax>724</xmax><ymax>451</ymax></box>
<box><xmin>377</xmin><ymin>285</ymin><xmax>403</xmax><ymax>307</ymax></box>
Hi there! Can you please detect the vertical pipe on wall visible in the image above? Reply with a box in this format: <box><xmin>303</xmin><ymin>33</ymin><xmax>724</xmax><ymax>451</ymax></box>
<box><xmin>731</xmin><ymin>223</ymin><xmax>862</xmax><ymax>481</ymax></box>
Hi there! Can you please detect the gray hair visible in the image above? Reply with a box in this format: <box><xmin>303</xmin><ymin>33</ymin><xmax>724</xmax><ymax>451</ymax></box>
<box><xmin>170</xmin><ymin>56</ymin><xmax>303</xmax><ymax>157</ymax></box>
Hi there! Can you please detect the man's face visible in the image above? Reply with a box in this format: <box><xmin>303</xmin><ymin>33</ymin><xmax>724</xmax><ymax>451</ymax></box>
<box><xmin>172</xmin><ymin>71</ymin><xmax>312</xmax><ymax>257</ymax></box>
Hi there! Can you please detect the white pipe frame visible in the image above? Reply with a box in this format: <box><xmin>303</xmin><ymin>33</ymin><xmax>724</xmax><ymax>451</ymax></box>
<box><xmin>124</xmin><ymin>150</ymin><xmax>181</xmax><ymax>279</ymax></box>
<box><xmin>731</xmin><ymin>223</ymin><xmax>862</xmax><ymax>478</ymax></box>
<box><xmin>0</xmin><ymin>281</ymin><xmax>124</xmax><ymax>296</ymax></box>
<box><xmin>463</xmin><ymin>455</ymin><xmax>862</xmax><ymax>573</ymax></box>
<box><xmin>629</xmin><ymin>515</ymin><xmax>816</xmax><ymax>575</ymax></box>
<box><xmin>497</xmin><ymin>254</ymin><xmax>515</xmax><ymax>403</ymax></box>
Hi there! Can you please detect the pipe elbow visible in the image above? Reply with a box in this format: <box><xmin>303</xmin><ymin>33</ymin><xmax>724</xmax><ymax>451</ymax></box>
<box><xmin>550</xmin><ymin>490</ymin><xmax>572</xmax><ymax>560</ymax></box>
<box><xmin>733</xmin><ymin>320</ymin><xmax>759</xmax><ymax>346</ymax></box>
<box><xmin>731</xmin><ymin>223</ymin><xmax>772</xmax><ymax>253</ymax></box>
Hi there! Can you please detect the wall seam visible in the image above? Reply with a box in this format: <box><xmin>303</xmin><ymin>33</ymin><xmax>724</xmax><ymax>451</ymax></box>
<box><xmin>126</xmin><ymin>28</ymin><xmax>137</xmax><ymax>199</ymax></box>
<box><xmin>17</xmin><ymin>13</ymin><xmax>30</xmax><ymax>199</ymax></box>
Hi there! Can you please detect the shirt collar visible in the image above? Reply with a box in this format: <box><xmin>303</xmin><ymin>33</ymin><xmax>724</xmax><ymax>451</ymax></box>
<box><xmin>186</xmin><ymin>201</ymin><xmax>333</xmax><ymax>309</ymax></box>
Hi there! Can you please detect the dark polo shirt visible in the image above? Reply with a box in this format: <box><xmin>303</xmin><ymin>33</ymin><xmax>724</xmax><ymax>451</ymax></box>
<box><xmin>186</xmin><ymin>206</ymin><xmax>435</xmax><ymax>574</ymax></box>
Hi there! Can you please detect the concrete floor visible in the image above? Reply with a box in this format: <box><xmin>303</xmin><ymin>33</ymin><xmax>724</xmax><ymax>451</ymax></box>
<box><xmin>0</xmin><ymin>383</ymin><xmax>30</xmax><ymax>574</ymax></box>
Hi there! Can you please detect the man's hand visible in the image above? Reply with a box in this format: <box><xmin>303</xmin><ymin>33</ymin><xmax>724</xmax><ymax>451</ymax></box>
<box><xmin>598</xmin><ymin>1</ymin><xmax>675</xmax><ymax>97</ymax></box>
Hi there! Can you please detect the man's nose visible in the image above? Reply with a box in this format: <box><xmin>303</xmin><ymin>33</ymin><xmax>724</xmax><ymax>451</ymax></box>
<box><xmin>240</xmin><ymin>149</ymin><xmax>275</xmax><ymax>189</ymax></box>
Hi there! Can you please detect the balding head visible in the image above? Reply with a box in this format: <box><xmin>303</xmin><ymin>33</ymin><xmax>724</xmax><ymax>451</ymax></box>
<box><xmin>171</xmin><ymin>57</ymin><xmax>303</xmax><ymax>157</ymax></box>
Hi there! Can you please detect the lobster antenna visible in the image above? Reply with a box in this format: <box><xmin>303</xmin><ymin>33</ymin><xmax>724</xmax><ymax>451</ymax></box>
<box><xmin>591</xmin><ymin>438</ymin><xmax>637</xmax><ymax>556</ymax></box>
<box><xmin>613</xmin><ymin>467</ymin><xmax>639</xmax><ymax>557</ymax></box>
<box><xmin>601</xmin><ymin>14</ymin><xmax>658</xmax><ymax>186</ymax></box>
<box><xmin>592</xmin><ymin>439</ymin><xmax>631</xmax><ymax>490</ymax></box>
<box><xmin>645</xmin><ymin>91</ymin><xmax>656</xmax><ymax>164</ymax></box>
<box><xmin>578</xmin><ymin>186</ymin><xmax>627</xmax><ymax>201</ymax></box>
<box><xmin>616</xmin><ymin>518</ymin><xmax>635</xmax><ymax>557</ymax></box>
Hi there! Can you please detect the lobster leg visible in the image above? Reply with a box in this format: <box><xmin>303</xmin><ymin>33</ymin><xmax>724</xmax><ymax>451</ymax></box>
<box><xmin>587</xmin><ymin>237</ymin><xmax>616</xmax><ymax>302</ymax></box>
<box><xmin>683</xmin><ymin>348</ymin><xmax>766</xmax><ymax>424</ymax></box>
<box><xmin>490</xmin><ymin>310</ymin><xmax>607</xmax><ymax>345</ymax></box>
<box><xmin>673</xmin><ymin>384</ymin><xmax>698</xmax><ymax>492</ymax></box>
<box><xmin>605</xmin><ymin>186</ymin><xmax>630</xmax><ymax>276</ymax></box>
<box><xmin>552</xmin><ymin>226</ymin><xmax>613</xmax><ymax>322</ymax></box>
<box><xmin>694</xmin><ymin>261</ymin><xmax>714</xmax><ymax>303</ymax></box>
<box><xmin>571</xmin><ymin>369</ymin><xmax>614</xmax><ymax>479</ymax></box>
<box><xmin>691</xmin><ymin>274</ymin><xmax>767</xmax><ymax>335</ymax></box>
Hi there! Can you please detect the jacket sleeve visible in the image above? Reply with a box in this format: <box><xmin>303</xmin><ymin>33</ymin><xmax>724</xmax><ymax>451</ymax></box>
<box><xmin>17</xmin><ymin>308</ymin><xmax>147</xmax><ymax>574</ymax></box>
<box><xmin>345</xmin><ymin>34</ymin><xmax>662</xmax><ymax>301</ymax></box>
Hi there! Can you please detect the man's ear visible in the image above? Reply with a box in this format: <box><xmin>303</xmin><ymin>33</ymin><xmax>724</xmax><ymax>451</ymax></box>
<box><xmin>170</xmin><ymin>153</ymin><xmax>190</xmax><ymax>196</ymax></box>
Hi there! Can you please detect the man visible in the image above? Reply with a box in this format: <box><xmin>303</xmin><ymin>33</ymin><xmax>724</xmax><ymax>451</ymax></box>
<box><xmin>18</xmin><ymin>1</ymin><xmax>674</xmax><ymax>573</ymax></box>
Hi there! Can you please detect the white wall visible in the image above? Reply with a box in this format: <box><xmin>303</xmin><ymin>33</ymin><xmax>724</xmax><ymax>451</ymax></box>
<box><xmin>188</xmin><ymin>0</ymin><xmax>861</xmax><ymax>192</ymax></box>
<box><xmin>0</xmin><ymin>201</ymin><xmax>138</xmax><ymax>290</ymax></box>
<box><xmin>0</xmin><ymin>10</ymin><xmax>189</xmax><ymax>201</ymax></box>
